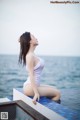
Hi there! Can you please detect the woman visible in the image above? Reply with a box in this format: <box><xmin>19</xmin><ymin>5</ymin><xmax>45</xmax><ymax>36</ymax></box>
<box><xmin>18</xmin><ymin>32</ymin><xmax>61</xmax><ymax>105</ymax></box>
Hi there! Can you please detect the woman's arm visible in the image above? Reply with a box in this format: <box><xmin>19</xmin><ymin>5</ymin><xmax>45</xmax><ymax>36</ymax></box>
<box><xmin>26</xmin><ymin>54</ymin><xmax>40</xmax><ymax>104</ymax></box>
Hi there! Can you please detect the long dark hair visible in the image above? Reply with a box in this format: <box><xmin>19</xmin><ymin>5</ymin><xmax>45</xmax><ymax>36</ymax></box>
<box><xmin>18</xmin><ymin>32</ymin><xmax>31</xmax><ymax>65</ymax></box>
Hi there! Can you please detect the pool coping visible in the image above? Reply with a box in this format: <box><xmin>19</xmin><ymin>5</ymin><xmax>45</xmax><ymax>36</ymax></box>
<box><xmin>13</xmin><ymin>88</ymin><xmax>67</xmax><ymax>120</ymax></box>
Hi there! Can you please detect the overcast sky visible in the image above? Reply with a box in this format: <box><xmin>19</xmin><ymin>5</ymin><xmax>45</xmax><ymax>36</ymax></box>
<box><xmin>0</xmin><ymin>0</ymin><xmax>80</xmax><ymax>56</ymax></box>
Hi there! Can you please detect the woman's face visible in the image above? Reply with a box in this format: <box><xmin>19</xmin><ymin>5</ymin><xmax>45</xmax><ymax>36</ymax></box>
<box><xmin>30</xmin><ymin>34</ymin><xmax>39</xmax><ymax>46</ymax></box>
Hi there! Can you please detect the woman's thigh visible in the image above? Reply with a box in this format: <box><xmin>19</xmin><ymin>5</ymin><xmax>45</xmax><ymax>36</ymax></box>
<box><xmin>40</xmin><ymin>84</ymin><xmax>57</xmax><ymax>89</ymax></box>
<box><xmin>38</xmin><ymin>84</ymin><xmax>61</xmax><ymax>97</ymax></box>
<box><xmin>23</xmin><ymin>84</ymin><xmax>61</xmax><ymax>97</ymax></box>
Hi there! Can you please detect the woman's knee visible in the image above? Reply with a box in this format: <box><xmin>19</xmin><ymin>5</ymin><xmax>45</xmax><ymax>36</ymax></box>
<box><xmin>56</xmin><ymin>90</ymin><xmax>61</xmax><ymax>98</ymax></box>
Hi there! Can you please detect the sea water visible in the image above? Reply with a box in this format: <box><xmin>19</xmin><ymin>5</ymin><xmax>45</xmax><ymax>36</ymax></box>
<box><xmin>0</xmin><ymin>55</ymin><xmax>80</xmax><ymax>113</ymax></box>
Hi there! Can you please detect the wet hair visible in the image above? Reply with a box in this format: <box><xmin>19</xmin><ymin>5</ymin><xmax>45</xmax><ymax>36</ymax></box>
<box><xmin>18</xmin><ymin>32</ymin><xmax>31</xmax><ymax>65</ymax></box>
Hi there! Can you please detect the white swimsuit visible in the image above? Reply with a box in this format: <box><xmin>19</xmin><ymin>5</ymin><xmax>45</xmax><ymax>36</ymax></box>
<box><xmin>23</xmin><ymin>57</ymin><xmax>45</xmax><ymax>87</ymax></box>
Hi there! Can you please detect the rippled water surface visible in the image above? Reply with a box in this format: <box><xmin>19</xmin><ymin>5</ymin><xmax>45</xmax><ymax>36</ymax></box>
<box><xmin>0</xmin><ymin>55</ymin><xmax>80</xmax><ymax>113</ymax></box>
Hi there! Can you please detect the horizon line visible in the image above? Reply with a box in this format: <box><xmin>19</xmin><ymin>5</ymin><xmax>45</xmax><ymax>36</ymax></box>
<box><xmin>0</xmin><ymin>53</ymin><xmax>80</xmax><ymax>57</ymax></box>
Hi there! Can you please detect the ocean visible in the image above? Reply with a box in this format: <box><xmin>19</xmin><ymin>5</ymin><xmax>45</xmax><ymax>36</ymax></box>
<box><xmin>0</xmin><ymin>55</ymin><xmax>80</xmax><ymax>114</ymax></box>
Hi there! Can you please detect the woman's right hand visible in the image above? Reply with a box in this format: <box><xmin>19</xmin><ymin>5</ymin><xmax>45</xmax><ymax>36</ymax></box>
<box><xmin>32</xmin><ymin>93</ymin><xmax>40</xmax><ymax>105</ymax></box>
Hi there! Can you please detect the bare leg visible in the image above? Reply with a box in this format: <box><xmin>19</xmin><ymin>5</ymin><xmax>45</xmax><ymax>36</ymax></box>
<box><xmin>38</xmin><ymin>84</ymin><xmax>61</xmax><ymax>101</ymax></box>
<box><xmin>23</xmin><ymin>84</ymin><xmax>61</xmax><ymax>101</ymax></box>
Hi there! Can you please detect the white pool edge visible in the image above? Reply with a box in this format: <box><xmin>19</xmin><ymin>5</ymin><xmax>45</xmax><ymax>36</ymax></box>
<box><xmin>13</xmin><ymin>88</ymin><xmax>67</xmax><ymax>120</ymax></box>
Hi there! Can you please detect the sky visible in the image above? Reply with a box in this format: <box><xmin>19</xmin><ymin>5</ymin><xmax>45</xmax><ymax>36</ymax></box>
<box><xmin>0</xmin><ymin>0</ymin><xmax>80</xmax><ymax>56</ymax></box>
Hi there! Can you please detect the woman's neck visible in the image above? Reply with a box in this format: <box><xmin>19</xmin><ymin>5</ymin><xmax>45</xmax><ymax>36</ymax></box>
<box><xmin>28</xmin><ymin>45</ymin><xmax>36</xmax><ymax>53</ymax></box>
